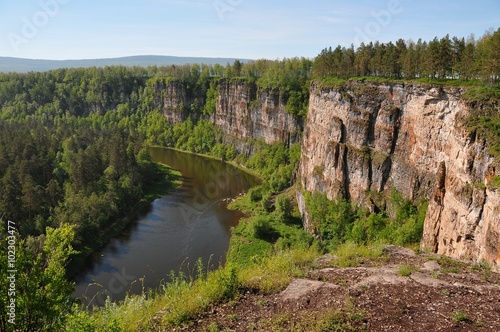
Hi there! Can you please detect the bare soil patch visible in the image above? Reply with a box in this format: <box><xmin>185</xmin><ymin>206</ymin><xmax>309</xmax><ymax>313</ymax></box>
<box><xmin>175</xmin><ymin>247</ymin><xmax>500</xmax><ymax>331</ymax></box>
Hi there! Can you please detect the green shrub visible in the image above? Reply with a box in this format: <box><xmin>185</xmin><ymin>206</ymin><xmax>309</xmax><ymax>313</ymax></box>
<box><xmin>451</xmin><ymin>310</ymin><xmax>470</xmax><ymax>323</ymax></box>
<box><xmin>397</xmin><ymin>264</ymin><xmax>414</xmax><ymax>276</ymax></box>
<box><xmin>249</xmin><ymin>187</ymin><xmax>263</xmax><ymax>202</ymax></box>
<box><xmin>250</xmin><ymin>216</ymin><xmax>279</xmax><ymax>242</ymax></box>
<box><xmin>333</xmin><ymin>242</ymin><xmax>385</xmax><ymax>267</ymax></box>
<box><xmin>305</xmin><ymin>189</ymin><xmax>428</xmax><ymax>248</ymax></box>
<box><xmin>275</xmin><ymin>194</ymin><xmax>292</xmax><ymax>223</ymax></box>
<box><xmin>489</xmin><ymin>175</ymin><xmax>500</xmax><ymax>189</ymax></box>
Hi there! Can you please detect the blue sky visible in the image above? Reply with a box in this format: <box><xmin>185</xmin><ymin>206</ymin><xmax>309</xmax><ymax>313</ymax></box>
<box><xmin>0</xmin><ymin>0</ymin><xmax>499</xmax><ymax>60</ymax></box>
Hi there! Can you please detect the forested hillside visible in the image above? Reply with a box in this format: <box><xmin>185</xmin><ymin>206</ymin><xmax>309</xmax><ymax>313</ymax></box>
<box><xmin>0</xmin><ymin>28</ymin><xmax>499</xmax><ymax>331</ymax></box>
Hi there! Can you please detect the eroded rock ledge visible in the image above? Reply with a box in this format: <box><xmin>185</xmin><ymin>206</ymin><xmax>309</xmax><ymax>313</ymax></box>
<box><xmin>298</xmin><ymin>81</ymin><xmax>500</xmax><ymax>271</ymax></box>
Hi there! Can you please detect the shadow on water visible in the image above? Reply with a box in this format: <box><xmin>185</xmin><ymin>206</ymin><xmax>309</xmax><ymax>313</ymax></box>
<box><xmin>72</xmin><ymin>148</ymin><xmax>259</xmax><ymax>307</ymax></box>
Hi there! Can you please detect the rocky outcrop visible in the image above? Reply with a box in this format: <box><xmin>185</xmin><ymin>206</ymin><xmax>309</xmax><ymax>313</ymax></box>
<box><xmin>298</xmin><ymin>81</ymin><xmax>500</xmax><ymax>271</ymax></box>
<box><xmin>159</xmin><ymin>79</ymin><xmax>301</xmax><ymax>149</ymax></box>
<box><xmin>156</xmin><ymin>79</ymin><xmax>203</xmax><ymax>123</ymax></box>
<box><xmin>215</xmin><ymin>79</ymin><xmax>300</xmax><ymax>147</ymax></box>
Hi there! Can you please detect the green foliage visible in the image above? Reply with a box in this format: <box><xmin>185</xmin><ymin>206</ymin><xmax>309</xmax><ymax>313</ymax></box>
<box><xmin>0</xmin><ymin>223</ymin><xmax>77</xmax><ymax>331</ymax></box>
<box><xmin>451</xmin><ymin>310</ymin><xmax>470</xmax><ymax>323</ymax></box>
<box><xmin>397</xmin><ymin>264</ymin><xmax>415</xmax><ymax>276</ymax></box>
<box><xmin>245</xmin><ymin>142</ymin><xmax>300</xmax><ymax>193</ymax></box>
<box><xmin>333</xmin><ymin>242</ymin><xmax>385</xmax><ymax>267</ymax></box>
<box><xmin>248</xmin><ymin>187</ymin><xmax>263</xmax><ymax>202</ymax></box>
<box><xmin>0</xmin><ymin>68</ymin><xmax>185</xmax><ymax>282</ymax></box>
<box><xmin>314</xmin><ymin>306</ymin><xmax>365</xmax><ymax>332</ymax></box>
<box><xmin>313</xmin><ymin>28</ymin><xmax>500</xmax><ymax>82</ymax></box>
<box><xmin>249</xmin><ymin>216</ymin><xmax>279</xmax><ymax>242</ymax></box>
<box><xmin>203</xmin><ymin>82</ymin><xmax>218</xmax><ymax>115</ymax></box>
<box><xmin>463</xmin><ymin>85</ymin><xmax>500</xmax><ymax>101</ymax></box>
<box><xmin>462</xmin><ymin>89</ymin><xmax>500</xmax><ymax>160</ymax></box>
<box><xmin>66</xmin><ymin>247</ymin><xmax>317</xmax><ymax>331</ymax></box>
<box><xmin>64</xmin><ymin>305</ymin><xmax>121</xmax><ymax>332</ymax></box>
<box><xmin>432</xmin><ymin>255</ymin><xmax>467</xmax><ymax>274</ymax></box>
<box><xmin>305</xmin><ymin>192</ymin><xmax>355</xmax><ymax>245</ymax></box>
<box><xmin>275</xmin><ymin>194</ymin><xmax>293</xmax><ymax>223</ymax></box>
<box><xmin>305</xmin><ymin>189</ymin><xmax>427</xmax><ymax>249</ymax></box>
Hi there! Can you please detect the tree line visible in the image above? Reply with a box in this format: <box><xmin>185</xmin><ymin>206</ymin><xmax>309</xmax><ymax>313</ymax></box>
<box><xmin>313</xmin><ymin>28</ymin><xmax>500</xmax><ymax>82</ymax></box>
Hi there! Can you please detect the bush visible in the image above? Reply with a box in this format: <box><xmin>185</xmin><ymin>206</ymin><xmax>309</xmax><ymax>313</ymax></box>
<box><xmin>275</xmin><ymin>194</ymin><xmax>292</xmax><ymax>223</ymax></box>
<box><xmin>249</xmin><ymin>187</ymin><xmax>263</xmax><ymax>202</ymax></box>
<box><xmin>305</xmin><ymin>189</ymin><xmax>428</xmax><ymax>248</ymax></box>
<box><xmin>250</xmin><ymin>216</ymin><xmax>279</xmax><ymax>242</ymax></box>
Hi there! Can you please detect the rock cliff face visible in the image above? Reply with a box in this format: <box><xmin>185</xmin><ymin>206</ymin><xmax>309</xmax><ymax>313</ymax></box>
<box><xmin>159</xmin><ymin>79</ymin><xmax>301</xmax><ymax>148</ymax></box>
<box><xmin>157</xmin><ymin>80</ymin><xmax>203</xmax><ymax>123</ymax></box>
<box><xmin>298</xmin><ymin>81</ymin><xmax>500</xmax><ymax>271</ymax></box>
<box><xmin>215</xmin><ymin>79</ymin><xmax>301</xmax><ymax>147</ymax></box>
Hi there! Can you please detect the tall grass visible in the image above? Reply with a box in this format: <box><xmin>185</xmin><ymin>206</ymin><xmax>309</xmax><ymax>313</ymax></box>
<box><xmin>64</xmin><ymin>247</ymin><xmax>319</xmax><ymax>331</ymax></box>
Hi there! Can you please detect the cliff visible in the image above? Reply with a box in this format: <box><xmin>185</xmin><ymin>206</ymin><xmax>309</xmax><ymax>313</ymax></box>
<box><xmin>215</xmin><ymin>79</ymin><xmax>300</xmax><ymax>146</ymax></box>
<box><xmin>159</xmin><ymin>79</ymin><xmax>301</xmax><ymax>148</ymax></box>
<box><xmin>298</xmin><ymin>81</ymin><xmax>500</xmax><ymax>270</ymax></box>
<box><xmin>156</xmin><ymin>79</ymin><xmax>204</xmax><ymax>123</ymax></box>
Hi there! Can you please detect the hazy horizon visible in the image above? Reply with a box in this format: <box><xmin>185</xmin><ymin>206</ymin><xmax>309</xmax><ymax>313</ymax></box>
<box><xmin>1</xmin><ymin>0</ymin><xmax>499</xmax><ymax>61</ymax></box>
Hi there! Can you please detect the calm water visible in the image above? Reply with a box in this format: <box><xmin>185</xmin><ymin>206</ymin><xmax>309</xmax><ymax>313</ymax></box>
<box><xmin>72</xmin><ymin>147</ymin><xmax>259</xmax><ymax>306</ymax></box>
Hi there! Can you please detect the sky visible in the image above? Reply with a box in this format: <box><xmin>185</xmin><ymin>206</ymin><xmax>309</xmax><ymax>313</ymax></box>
<box><xmin>0</xmin><ymin>0</ymin><xmax>499</xmax><ymax>60</ymax></box>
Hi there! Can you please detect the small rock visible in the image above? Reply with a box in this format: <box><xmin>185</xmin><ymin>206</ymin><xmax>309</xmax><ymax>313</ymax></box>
<box><xmin>382</xmin><ymin>245</ymin><xmax>416</xmax><ymax>257</ymax></box>
<box><xmin>422</xmin><ymin>260</ymin><xmax>441</xmax><ymax>271</ymax></box>
<box><xmin>280</xmin><ymin>278</ymin><xmax>338</xmax><ymax>301</ymax></box>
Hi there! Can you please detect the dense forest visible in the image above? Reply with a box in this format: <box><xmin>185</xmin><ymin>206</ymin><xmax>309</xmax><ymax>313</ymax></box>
<box><xmin>312</xmin><ymin>28</ymin><xmax>500</xmax><ymax>81</ymax></box>
<box><xmin>0</xmin><ymin>28</ymin><xmax>499</xmax><ymax>331</ymax></box>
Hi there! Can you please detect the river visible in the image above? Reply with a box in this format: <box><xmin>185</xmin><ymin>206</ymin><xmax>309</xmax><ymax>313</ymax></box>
<box><xmin>72</xmin><ymin>147</ymin><xmax>259</xmax><ymax>306</ymax></box>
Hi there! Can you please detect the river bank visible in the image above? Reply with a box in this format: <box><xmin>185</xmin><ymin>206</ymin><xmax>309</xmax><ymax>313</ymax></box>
<box><xmin>67</xmin><ymin>160</ymin><xmax>182</xmax><ymax>278</ymax></box>
<box><xmin>72</xmin><ymin>147</ymin><xmax>260</xmax><ymax>306</ymax></box>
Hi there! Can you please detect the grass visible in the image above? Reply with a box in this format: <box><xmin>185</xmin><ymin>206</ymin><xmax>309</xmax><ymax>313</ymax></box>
<box><xmin>313</xmin><ymin>298</ymin><xmax>366</xmax><ymax>332</ymax></box>
<box><xmin>261</xmin><ymin>297</ymin><xmax>366</xmax><ymax>332</ymax></box>
<box><xmin>315</xmin><ymin>76</ymin><xmax>495</xmax><ymax>90</ymax></box>
<box><xmin>426</xmin><ymin>255</ymin><xmax>467</xmax><ymax>274</ymax></box>
<box><xmin>238</xmin><ymin>248</ymin><xmax>319</xmax><ymax>294</ymax></box>
<box><xmin>332</xmin><ymin>241</ymin><xmax>386</xmax><ymax>267</ymax></box>
<box><xmin>489</xmin><ymin>175</ymin><xmax>500</xmax><ymax>189</ymax></box>
<box><xmin>451</xmin><ymin>310</ymin><xmax>471</xmax><ymax>323</ymax></box>
<box><xmin>397</xmin><ymin>264</ymin><xmax>415</xmax><ymax>277</ymax></box>
<box><xmin>471</xmin><ymin>260</ymin><xmax>493</xmax><ymax>281</ymax></box>
<box><xmin>462</xmin><ymin>84</ymin><xmax>500</xmax><ymax>102</ymax></box>
<box><xmin>315</xmin><ymin>76</ymin><xmax>348</xmax><ymax>88</ymax></box>
<box><xmin>65</xmin><ymin>246</ymin><xmax>319</xmax><ymax>331</ymax></box>
<box><xmin>461</xmin><ymin>84</ymin><xmax>500</xmax><ymax>161</ymax></box>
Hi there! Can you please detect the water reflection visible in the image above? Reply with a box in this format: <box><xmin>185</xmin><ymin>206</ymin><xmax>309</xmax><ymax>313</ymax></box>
<box><xmin>73</xmin><ymin>148</ymin><xmax>259</xmax><ymax>306</ymax></box>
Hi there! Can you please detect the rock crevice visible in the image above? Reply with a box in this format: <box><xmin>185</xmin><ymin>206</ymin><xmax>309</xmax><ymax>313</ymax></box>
<box><xmin>298</xmin><ymin>81</ymin><xmax>500</xmax><ymax>271</ymax></box>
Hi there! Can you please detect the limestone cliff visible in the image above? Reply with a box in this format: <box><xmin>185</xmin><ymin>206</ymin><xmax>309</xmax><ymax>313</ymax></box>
<box><xmin>215</xmin><ymin>79</ymin><xmax>300</xmax><ymax>147</ymax></box>
<box><xmin>159</xmin><ymin>79</ymin><xmax>301</xmax><ymax>148</ymax></box>
<box><xmin>298</xmin><ymin>81</ymin><xmax>500</xmax><ymax>271</ymax></box>
<box><xmin>156</xmin><ymin>79</ymin><xmax>203</xmax><ymax>123</ymax></box>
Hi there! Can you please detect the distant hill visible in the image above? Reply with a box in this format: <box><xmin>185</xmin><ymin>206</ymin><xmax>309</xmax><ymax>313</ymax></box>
<box><xmin>0</xmin><ymin>55</ymin><xmax>252</xmax><ymax>73</ymax></box>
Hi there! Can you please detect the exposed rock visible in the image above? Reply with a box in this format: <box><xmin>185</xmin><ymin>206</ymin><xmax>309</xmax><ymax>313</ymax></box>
<box><xmin>299</xmin><ymin>81</ymin><xmax>500</xmax><ymax>271</ymax></box>
<box><xmin>157</xmin><ymin>79</ymin><xmax>301</xmax><ymax>152</ymax></box>
<box><xmin>280</xmin><ymin>278</ymin><xmax>338</xmax><ymax>301</ymax></box>
<box><xmin>156</xmin><ymin>78</ymin><xmax>500</xmax><ymax>272</ymax></box>
<box><xmin>186</xmin><ymin>249</ymin><xmax>500</xmax><ymax>331</ymax></box>
<box><xmin>383</xmin><ymin>245</ymin><xmax>417</xmax><ymax>257</ymax></box>
<box><xmin>156</xmin><ymin>79</ymin><xmax>204</xmax><ymax>124</ymax></box>
<box><xmin>215</xmin><ymin>79</ymin><xmax>301</xmax><ymax>149</ymax></box>
<box><xmin>352</xmin><ymin>268</ymin><xmax>409</xmax><ymax>287</ymax></box>
<box><xmin>422</xmin><ymin>260</ymin><xmax>442</xmax><ymax>271</ymax></box>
